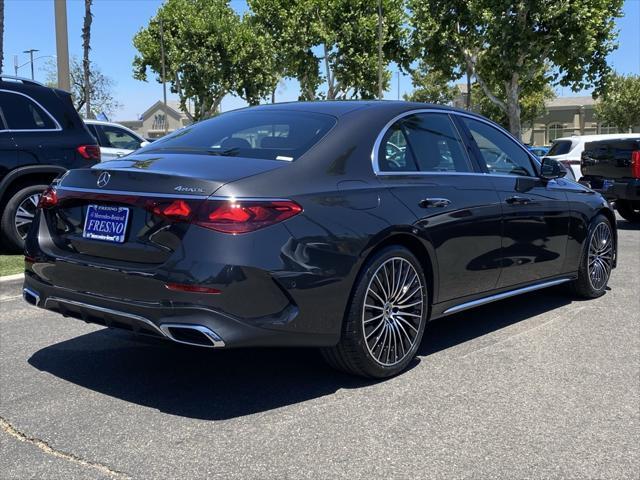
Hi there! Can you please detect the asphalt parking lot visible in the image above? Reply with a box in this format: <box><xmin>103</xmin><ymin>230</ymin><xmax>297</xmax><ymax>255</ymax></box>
<box><xmin>1</xmin><ymin>217</ymin><xmax>638</xmax><ymax>479</ymax></box>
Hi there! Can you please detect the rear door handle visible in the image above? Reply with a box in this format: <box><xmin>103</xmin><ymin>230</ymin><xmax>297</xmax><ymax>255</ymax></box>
<box><xmin>419</xmin><ymin>198</ymin><xmax>451</xmax><ymax>208</ymax></box>
<box><xmin>505</xmin><ymin>195</ymin><xmax>532</xmax><ymax>205</ymax></box>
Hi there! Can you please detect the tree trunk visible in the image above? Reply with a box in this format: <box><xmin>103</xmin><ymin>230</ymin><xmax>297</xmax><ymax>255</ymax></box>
<box><xmin>505</xmin><ymin>75</ymin><xmax>522</xmax><ymax>139</ymax></box>
<box><xmin>82</xmin><ymin>0</ymin><xmax>92</xmax><ymax>119</ymax></box>
<box><xmin>0</xmin><ymin>0</ymin><xmax>4</xmax><ymax>73</ymax></box>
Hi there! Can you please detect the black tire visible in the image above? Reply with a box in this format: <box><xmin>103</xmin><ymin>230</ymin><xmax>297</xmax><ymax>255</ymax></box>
<box><xmin>570</xmin><ymin>214</ymin><xmax>614</xmax><ymax>299</ymax></box>
<box><xmin>321</xmin><ymin>246</ymin><xmax>428</xmax><ymax>378</ymax></box>
<box><xmin>616</xmin><ymin>200</ymin><xmax>640</xmax><ymax>223</ymax></box>
<box><xmin>0</xmin><ymin>184</ymin><xmax>48</xmax><ymax>253</ymax></box>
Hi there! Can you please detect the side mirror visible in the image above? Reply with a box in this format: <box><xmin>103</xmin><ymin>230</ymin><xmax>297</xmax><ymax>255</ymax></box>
<box><xmin>540</xmin><ymin>158</ymin><xmax>567</xmax><ymax>181</ymax></box>
<box><xmin>139</xmin><ymin>141</ymin><xmax>150</xmax><ymax>148</ymax></box>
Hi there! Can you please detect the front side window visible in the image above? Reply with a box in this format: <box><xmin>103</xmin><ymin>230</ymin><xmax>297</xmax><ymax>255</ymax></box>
<box><xmin>139</xmin><ymin>110</ymin><xmax>336</xmax><ymax>162</ymax></box>
<box><xmin>0</xmin><ymin>91</ymin><xmax>57</xmax><ymax>130</ymax></box>
<box><xmin>99</xmin><ymin>125</ymin><xmax>142</xmax><ymax>150</ymax></box>
<box><xmin>462</xmin><ymin>117</ymin><xmax>534</xmax><ymax>176</ymax></box>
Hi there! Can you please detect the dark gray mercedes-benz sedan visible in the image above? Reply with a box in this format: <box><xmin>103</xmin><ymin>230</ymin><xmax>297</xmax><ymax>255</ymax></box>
<box><xmin>23</xmin><ymin>101</ymin><xmax>616</xmax><ymax>378</ymax></box>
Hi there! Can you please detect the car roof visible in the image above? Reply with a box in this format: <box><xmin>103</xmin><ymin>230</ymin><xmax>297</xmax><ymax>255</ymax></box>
<box><xmin>245</xmin><ymin>100</ymin><xmax>460</xmax><ymax>118</ymax></box>
<box><xmin>552</xmin><ymin>133</ymin><xmax>640</xmax><ymax>143</ymax></box>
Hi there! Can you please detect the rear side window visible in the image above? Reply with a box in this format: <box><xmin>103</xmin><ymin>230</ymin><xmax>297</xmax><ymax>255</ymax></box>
<box><xmin>378</xmin><ymin>113</ymin><xmax>470</xmax><ymax>173</ymax></box>
<box><xmin>99</xmin><ymin>125</ymin><xmax>142</xmax><ymax>150</ymax></box>
<box><xmin>462</xmin><ymin>117</ymin><xmax>534</xmax><ymax>176</ymax></box>
<box><xmin>547</xmin><ymin>140</ymin><xmax>573</xmax><ymax>156</ymax></box>
<box><xmin>379</xmin><ymin>122</ymin><xmax>417</xmax><ymax>172</ymax></box>
<box><xmin>0</xmin><ymin>91</ymin><xmax>57</xmax><ymax>130</ymax></box>
<box><xmin>402</xmin><ymin>113</ymin><xmax>471</xmax><ymax>172</ymax></box>
<box><xmin>139</xmin><ymin>110</ymin><xmax>336</xmax><ymax>161</ymax></box>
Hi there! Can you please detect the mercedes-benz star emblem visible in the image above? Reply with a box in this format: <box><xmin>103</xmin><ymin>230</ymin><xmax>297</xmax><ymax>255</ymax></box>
<box><xmin>97</xmin><ymin>172</ymin><xmax>111</xmax><ymax>188</ymax></box>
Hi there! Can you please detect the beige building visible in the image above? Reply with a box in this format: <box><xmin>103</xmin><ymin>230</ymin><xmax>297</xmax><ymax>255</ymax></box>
<box><xmin>120</xmin><ymin>100</ymin><xmax>193</xmax><ymax>139</ymax></box>
<box><xmin>452</xmin><ymin>84</ymin><xmax>639</xmax><ymax>146</ymax></box>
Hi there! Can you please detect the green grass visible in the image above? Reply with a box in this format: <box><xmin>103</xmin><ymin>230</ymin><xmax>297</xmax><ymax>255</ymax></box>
<box><xmin>0</xmin><ymin>255</ymin><xmax>24</xmax><ymax>277</ymax></box>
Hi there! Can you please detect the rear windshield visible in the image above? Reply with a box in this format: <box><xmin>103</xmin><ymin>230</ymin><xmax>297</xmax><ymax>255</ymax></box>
<box><xmin>138</xmin><ymin>110</ymin><xmax>336</xmax><ymax>161</ymax></box>
<box><xmin>583</xmin><ymin>139</ymin><xmax>640</xmax><ymax>157</ymax></box>
<box><xmin>547</xmin><ymin>140</ymin><xmax>573</xmax><ymax>156</ymax></box>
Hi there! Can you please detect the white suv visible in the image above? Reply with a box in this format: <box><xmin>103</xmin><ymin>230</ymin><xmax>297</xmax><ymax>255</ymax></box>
<box><xmin>544</xmin><ymin>133</ymin><xmax>640</xmax><ymax>181</ymax></box>
<box><xmin>85</xmin><ymin>120</ymin><xmax>149</xmax><ymax>161</ymax></box>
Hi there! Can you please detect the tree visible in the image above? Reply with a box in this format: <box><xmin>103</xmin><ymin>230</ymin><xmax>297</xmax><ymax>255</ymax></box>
<box><xmin>403</xmin><ymin>64</ymin><xmax>458</xmax><ymax>104</ymax></box>
<box><xmin>82</xmin><ymin>0</ymin><xmax>93</xmax><ymax>119</ymax></box>
<box><xmin>133</xmin><ymin>0</ymin><xmax>280</xmax><ymax>121</ymax></box>
<box><xmin>409</xmin><ymin>0</ymin><xmax>624</xmax><ymax>138</ymax></box>
<box><xmin>248</xmin><ymin>0</ymin><xmax>408</xmax><ymax>100</ymax></box>
<box><xmin>45</xmin><ymin>57</ymin><xmax>121</xmax><ymax>118</ymax></box>
<box><xmin>0</xmin><ymin>0</ymin><xmax>4</xmax><ymax>73</ymax></box>
<box><xmin>472</xmin><ymin>72</ymin><xmax>556</xmax><ymax>134</ymax></box>
<box><xmin>595</xmin><ymin>73</ymin><xmax>640</xmax><ymax>133</ymax></box>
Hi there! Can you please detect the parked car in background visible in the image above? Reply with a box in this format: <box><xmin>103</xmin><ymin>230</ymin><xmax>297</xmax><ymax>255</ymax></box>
<box><xmin>580</xmin><ymin>136</ymin><xmax>640</xmax><ymax>223</ymax></box>
<box><xmin>527</xmin><ymin>145</ymin><xmax>550</xmax><ymax>158</ymax></box>
<box><xmin>24</xmin><ymin>102</ymin><xmax>616</xmax><ymax>378</ymax></box>
<box><xmin>0</xmin><ymin>75</ymin><xmax>99</xmax><ymax>251</ymax></box>
<box><xmin>85</xmin><ymin>120</ymin><xmax>148</xmax><ymax>161</ymax></box>
<box><xmin>544</xmin><ymin>134</ymin><xmax>640</xmax><ymax>181</ymax></box>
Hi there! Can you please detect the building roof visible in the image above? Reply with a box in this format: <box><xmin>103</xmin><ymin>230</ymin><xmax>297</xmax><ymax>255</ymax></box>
<box><xmin>139</xmin><ymin>100</ymin><xmax>193</xmax><ymax>120</ymax></box>
<box><xmin>546</xmin><ymin>96</ymin><xmax>597</xmax><ymax>108</ymax></box>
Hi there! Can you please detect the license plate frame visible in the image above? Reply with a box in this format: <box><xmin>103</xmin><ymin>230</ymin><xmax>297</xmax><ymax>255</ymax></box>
<box><xmin>82</xmin><ymin>204</ymin><xmax>130</xmax><ymax>244</ymax></box>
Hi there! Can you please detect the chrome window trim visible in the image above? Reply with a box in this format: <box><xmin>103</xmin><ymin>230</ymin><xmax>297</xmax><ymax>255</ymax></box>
<box><xmin>0</xmin><ymin>89</ymin><xmax>63</xmax><ymax>132</ymax></box>
<box><xmin>371</xmin><ymin>108</ymin><xmax>539</xmax><ymax>178</ymax></box>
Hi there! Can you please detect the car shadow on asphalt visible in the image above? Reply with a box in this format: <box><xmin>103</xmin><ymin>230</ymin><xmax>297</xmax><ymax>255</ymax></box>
<box><xmin>28</xmin><ymin>289</ymin><xmax>571</xmax><ymax>421</ymax></box>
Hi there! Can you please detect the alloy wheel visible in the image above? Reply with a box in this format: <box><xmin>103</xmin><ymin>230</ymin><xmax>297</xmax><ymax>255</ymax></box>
<box><xmin>588</xmin><ymin>222</ymin><xmax>613</xmax><ymax>291</ymax></box>
<box><xmin>14</xmin><ymin>193</ymin><xmax>41</xmax><ymax>240</ymax></box>
<box><xmin>362</xmin><ymin>257</ymin><xmax>425</xmax><ymax>367</ymax></box>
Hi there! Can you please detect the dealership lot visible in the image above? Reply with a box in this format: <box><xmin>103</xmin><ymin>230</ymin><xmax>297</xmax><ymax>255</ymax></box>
<box><xmin>1</xmin><ymin>218</ymin><xmax>638</xmax><ymax>479</ymax></box>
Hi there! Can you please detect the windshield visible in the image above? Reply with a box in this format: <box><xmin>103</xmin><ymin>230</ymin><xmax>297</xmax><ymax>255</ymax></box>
<box><xmin>547</xmin><ymin>140</ymin><xmax>573</xmax><ymax>156</ymax></box>
<box><xmin>138</xmin><ymin>110</ymin><xmax>336</xmax><ymax>161</ymax></box>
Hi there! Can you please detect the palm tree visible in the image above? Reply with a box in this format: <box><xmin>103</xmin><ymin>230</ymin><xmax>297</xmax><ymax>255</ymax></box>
<box><xmin>81</xmin><ymin>0</ymin><xmax>93</xmax><ymax>118</ymax></box>
<box><xmin>0</xmin><ymin>0</ymin><xmax>5</xmax><ymax>73</ymax></box>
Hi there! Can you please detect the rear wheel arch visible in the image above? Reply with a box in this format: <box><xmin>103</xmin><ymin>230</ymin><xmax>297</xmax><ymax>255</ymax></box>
<box><xmin>0</xmin><ymin>166</ymin><xmax>65</xmax><ymax>205</ymax></box>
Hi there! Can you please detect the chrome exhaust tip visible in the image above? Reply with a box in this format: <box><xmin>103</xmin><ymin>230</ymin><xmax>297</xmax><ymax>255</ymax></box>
<box><xmin>23</xmin><ymin>288</ymin><xmax>40</xmax><ymax>307</ymax></box>
<box><xmin>159</xmin><ymin>323</ymin><xmax>225</xmax><ymax>348</ymax></box>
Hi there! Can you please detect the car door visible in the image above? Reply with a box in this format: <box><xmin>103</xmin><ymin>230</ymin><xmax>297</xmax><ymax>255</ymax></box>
<box><xmin>375</xmin><ymin>112</ymin><xmax>503</xmax><ymax>303</ymax></box>
<box><xmin>457</xmin><ymin>115</ymin><xmax>570</xmax><ymax>288</ymax></box>
<box><xmin>0</xmin><ymin>106</ymin><xmax>18</xmax><ymax>177</ymax></box>
<box><xmin>93</xmin><ymin>124</ymin><xmax>142</xmax><ymax>160</ymax></box>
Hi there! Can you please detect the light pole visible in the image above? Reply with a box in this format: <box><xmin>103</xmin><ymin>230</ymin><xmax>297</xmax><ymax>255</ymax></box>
<box><xmin>23</xmin><ymin>49</ymin><xmax>39</xmax><ymax>80</ymax></box>
<box><xmin>14</xmin><ymin>55</ymin><xmax>56</xmax><ymax>80</ymax></box>
<box><xmin>54</xmin><ymin>0</ymin><xmax>71</xmax><ymax>91</ymax></box>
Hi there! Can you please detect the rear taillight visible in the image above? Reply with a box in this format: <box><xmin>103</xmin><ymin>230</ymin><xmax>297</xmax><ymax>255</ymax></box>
<box><xmin>148</xmin><ymin>199</ymin><xmax>193</xmax><ymax>220</ymax></box>
<box><xmin>144</xmin><ymin>198</ymin><xmax>302</xmax><ymax>234</ymax></box>
<box><xmin>77</xmin><ymin>144</ymin><xmax>101</xmax><ymax>161</ymax></box>
<box><xmin>196</xmin><ymin>200</ymin><xmax>302</xmax><ymax>234</ymax></box>
<box><xmin>38</xmin><ymin>187</ymin><xmax>58</xmax><ymax>208</ymax></box>
<box><xmin>631</xmin><ymin>151</ymin><xmax>640</xmax><ymax>179</ymax></box>
<box><xmin>165</xmin><ymin>283</ymin><xmax>221</xmax><ymax>294</ymax></box>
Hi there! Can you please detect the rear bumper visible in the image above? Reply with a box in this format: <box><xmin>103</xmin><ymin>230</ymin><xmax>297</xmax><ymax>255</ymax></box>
<box><xmin>580</xmin><ymin>177</ymin><xmax>640</xmax><ymax>202</ymax></box>
<box><xmin>23</xmin><ymin>271</ymin><xmax>337</xmax><ymax>348</ymax></box>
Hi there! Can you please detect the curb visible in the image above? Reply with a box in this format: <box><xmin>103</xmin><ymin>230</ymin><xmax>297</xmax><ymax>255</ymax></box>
<box><xmin>0</xmin><ymin>273</ymin><xmax>24</xmax><ymax>283</ymax></box>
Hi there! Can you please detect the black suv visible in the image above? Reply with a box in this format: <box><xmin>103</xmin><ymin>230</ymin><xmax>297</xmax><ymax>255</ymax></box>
<box><xmin>0</xmin><ymin>76</ymin><xmax>99</xmax><ymax>251</ymax></box>
<box><xmin>581</xmin><ymin>137</ymin><xmax>640</xmax><ymax>223</ymax></box>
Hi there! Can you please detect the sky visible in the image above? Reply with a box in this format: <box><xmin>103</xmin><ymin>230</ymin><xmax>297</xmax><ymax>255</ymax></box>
<box><xmin>2</xmin><ymin>0</ymin><xmax>639</xmax><ymax>121</ymax></box>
